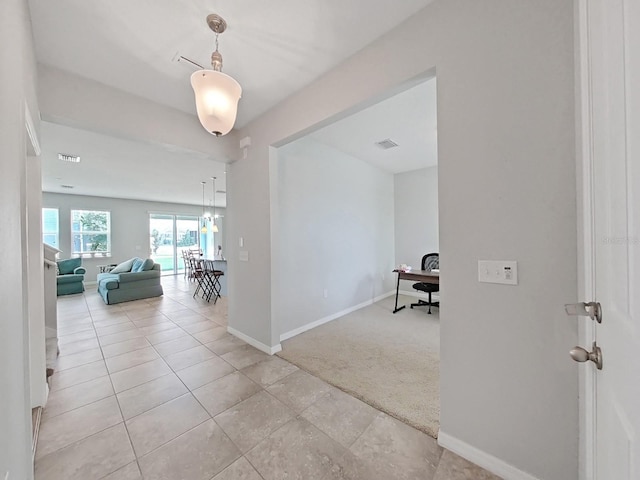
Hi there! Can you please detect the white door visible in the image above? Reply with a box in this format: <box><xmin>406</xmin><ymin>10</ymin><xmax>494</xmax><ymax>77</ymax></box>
<box><xmin>578</xmin><ymin>0</ymin><xmax>640</xmax><ymax>478</ymax></box>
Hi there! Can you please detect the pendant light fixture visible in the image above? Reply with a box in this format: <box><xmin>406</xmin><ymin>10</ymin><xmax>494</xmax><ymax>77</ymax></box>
<box><xmin>211</xmin><ymin>176</ymin><xmax>219</xmax><ymax>233</ymax></box>
<box><xmin>191</xmin><ymin>14</ymin><xmax>242</xmax><ymax>137</ymax></box>
<box><xmin>200</xmin><ymin>181</ymin><xmax>208</xmax><ymax>234</ymax></box>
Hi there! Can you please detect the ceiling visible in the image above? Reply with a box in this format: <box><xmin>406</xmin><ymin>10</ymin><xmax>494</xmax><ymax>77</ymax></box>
<box><xmin>40</xmin><ymin>122</ymin><xmax>229</xmax><ymax>207</ymax></box>
<box><xmin>310</xmin><ymin>79</ymin><xmax>437</xmax><ymax>174</ymax></box>
<box><xmin>30</xmin><ymin>0</ymin><xmax>437</xmax><ymax>206</ymax></box>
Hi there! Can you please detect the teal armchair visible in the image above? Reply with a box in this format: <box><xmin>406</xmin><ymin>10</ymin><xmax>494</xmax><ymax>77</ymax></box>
<box><xmin>56</xmin><ymin>257</ymin><xmax>86</xmax><ymax>296</ymax></box>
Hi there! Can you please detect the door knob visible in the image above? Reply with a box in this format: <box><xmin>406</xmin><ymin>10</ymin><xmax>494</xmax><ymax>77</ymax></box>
<box><xmin>570</xmin><ymin>342</ymin><xmax>603</xmax><ymax>370</ymax></box>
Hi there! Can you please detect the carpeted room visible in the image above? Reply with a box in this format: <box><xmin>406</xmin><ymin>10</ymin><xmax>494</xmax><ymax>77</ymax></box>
<box><xmin>272</xmin><ymin>78</ymin><xmax>441</xmax><ymax>438</ymax></box>
<box><xmin>278</xmin><ymin>293</ymin><xmax>440</xmax><ymax>438</ymax></box>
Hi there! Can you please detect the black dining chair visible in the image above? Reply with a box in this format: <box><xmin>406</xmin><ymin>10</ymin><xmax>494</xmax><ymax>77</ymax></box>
<box><xmin>410</xmin><ymin>253</ymin><xmax>439</xmax><ymax>314</ymax></box>
<box><xmin>202</xmin><ymin>259</ymin><xmax>224</xmax><ymax>304</ymax></box>
<box><xmin>190</xmin><ymin>258</ymin><xmax>209</xmax><ymax>299</ymax></box>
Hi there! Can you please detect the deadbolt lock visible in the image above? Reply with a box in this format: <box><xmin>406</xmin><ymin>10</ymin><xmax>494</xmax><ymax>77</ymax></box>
<box><xmin>564</xmin><ymin>302</ymin><xmax>602</xmax><ymax>323</ymax></box>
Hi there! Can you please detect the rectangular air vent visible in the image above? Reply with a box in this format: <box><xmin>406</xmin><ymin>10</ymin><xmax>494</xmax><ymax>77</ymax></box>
<box><xmin>374</xmin><ymin>139</ymin><xmax>399</xmax><ymax>150</ymax></box>
<box><xmin>60</xmin><ymin>185</ymin><xmax>74</xmax><ymax>189</ymax></box>
<box><xmin>58</xmin><ymin>153</ymin><xmax>80</xmax><ymax>163</ymax></box>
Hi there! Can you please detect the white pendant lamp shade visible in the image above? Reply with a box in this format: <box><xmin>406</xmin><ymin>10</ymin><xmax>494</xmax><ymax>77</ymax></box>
<box><xmin>190</xmin><ymin>14</ymin><xmax>242</xmax><ymax>137</ymax></box>
<box><xmin>191</xmin><ymin>70</ymin><xmax>242</xmax><ymax>137</ymax></box>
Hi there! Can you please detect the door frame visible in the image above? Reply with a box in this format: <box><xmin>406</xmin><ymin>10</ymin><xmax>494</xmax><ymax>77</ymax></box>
<box><xmin>576</xmin><ymin>0</ymin><xmax>598</xmax><ymax>478</ymax></box>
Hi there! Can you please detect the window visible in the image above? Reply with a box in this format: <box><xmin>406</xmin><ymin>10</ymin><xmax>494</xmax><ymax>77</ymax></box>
<box><xmin>71</xmin><ymin>209</ymin><xmax>111</xmax><ymax>256</ymax></box>
<box><xmin>42</xmin><ymin>208</ymin><xmax>59</xmax><ymax>248</ymax></box>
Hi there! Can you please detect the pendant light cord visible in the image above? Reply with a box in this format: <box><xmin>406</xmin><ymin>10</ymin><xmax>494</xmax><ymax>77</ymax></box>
<box><xmin>212</xmin><ymin>177</ymin><xmax>216</xmax><ymax>224</ymax></box>
<box><xmin>201</xmin><ymin>181</ymin><xmax>206</xmax><ymax>218</ymax></box>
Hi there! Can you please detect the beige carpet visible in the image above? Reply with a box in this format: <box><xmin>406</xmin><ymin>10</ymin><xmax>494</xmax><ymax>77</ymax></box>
<box><xmin>278</xmin><ymin>294</ymin><xmax>440</xmax><ymax>438</ymax></box>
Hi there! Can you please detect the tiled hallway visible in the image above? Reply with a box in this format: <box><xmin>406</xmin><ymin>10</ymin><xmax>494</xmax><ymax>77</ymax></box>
<box><xmin>35</xmin><ymin>276</ymin><xmax>499</xmax><ymax>480</ymax></box>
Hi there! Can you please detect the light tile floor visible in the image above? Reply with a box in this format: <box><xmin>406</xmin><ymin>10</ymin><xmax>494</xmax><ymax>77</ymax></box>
<box><xmin>35</xmin><ymin>276</ymin><xmax>501</xmax><ymax>480</ymax></box>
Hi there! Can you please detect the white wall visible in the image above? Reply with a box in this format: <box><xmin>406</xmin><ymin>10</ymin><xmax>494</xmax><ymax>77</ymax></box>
<box><xmin>229</xmin><ymin>1</ymin><xmax>577</xmax><ymax>479</ymax></box>
<box><xmin>273</xmin><ymin>138</ymin><xmax>395</xmax><ymax>339</ymax></box>
<box><xmin>394</xmin><ymin>166</ymin><xmax>439</xmax><ymax>267</ymax></box>
<box><xmin>43</xmin><ymin>193</ymin><xmax>227</xmax><ymax>282</ymax></box>
<box><xmin>0</xmin><ymin>0</ymin><xmax>39</xmax><ymax>477</ymax></box>
<box><xmin>38</xmin><ymin>65</ymin><xmax>238</xmax><ymax>162</ymax></box>
<box><xmin>27</xmin><ymin>155</ymin><xmax>48</xmax><ymax>409</ymax></box>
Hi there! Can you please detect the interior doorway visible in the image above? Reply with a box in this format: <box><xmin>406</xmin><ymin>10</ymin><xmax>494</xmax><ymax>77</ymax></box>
<box><xmin>271</xmin><ymin>74</ymin><xmax>441</xmax><ymax>437</ymax></box>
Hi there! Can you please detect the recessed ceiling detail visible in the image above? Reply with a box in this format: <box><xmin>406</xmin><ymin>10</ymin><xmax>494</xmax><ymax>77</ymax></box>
<box><xmin>375</xmin><ymin>139</ymin><xmax>399</xmax><ymax>150</ymax></box>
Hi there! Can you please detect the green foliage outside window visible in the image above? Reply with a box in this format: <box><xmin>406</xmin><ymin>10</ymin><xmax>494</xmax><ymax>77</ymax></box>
<box><xmin>151</xmin><ymin>229</ymin><xmax>161</xmax><ymax>254</ymax></box>
<box><xmin>72</xmin><ymin>210</ymin><xmax>111</xmax><ymax>255</ymax></box>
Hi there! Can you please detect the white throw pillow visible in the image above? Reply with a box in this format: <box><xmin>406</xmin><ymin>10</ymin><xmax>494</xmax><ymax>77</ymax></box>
<box><xmin>110</xmin><ymin>258</ymin><xmax>137</xmax><ymax>274</ymax></box>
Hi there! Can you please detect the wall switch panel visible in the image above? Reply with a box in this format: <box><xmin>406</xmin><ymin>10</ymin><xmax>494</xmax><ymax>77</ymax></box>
<box><xmin>239</xmin><ymin>250</ymin><xmax>249</xmax><ymax>262</ymax></box>
<box><xmin>478</xmin><ymin>260</ymin><xmax>518</xmax><ymax>285</ymax></box>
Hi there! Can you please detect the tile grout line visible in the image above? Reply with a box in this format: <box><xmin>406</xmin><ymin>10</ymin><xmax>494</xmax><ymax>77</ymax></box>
<box><xmin>130</xmin><ymin>308</ymin><xmax>284</xmax><ymax>467</ymax></box>
<box><xmin>91</xmin><ymin>299</ymin><xmax>151</xmax><ymax>479</ymax></box>
<box><xmin>47</xmin><ymin>294</ymin><xmax>222</xmax><ymax>415</ymax></box>
<box><xmin>88</xmin><ymin>294</ymin><xmax>141</xmax><ymax>479</ymax></box>
<box><xmin>116</xmin><ymin>301</ymin><xmax>238</xmax><ymax>469</ymax></box>
<box><xmin>43</xmin><ymin>280</ymin><xmax>232</xmax><ymax>477</ymax></box>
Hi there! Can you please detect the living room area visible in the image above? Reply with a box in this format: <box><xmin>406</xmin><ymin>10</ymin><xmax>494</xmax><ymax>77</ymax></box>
<box><xmin>39</xmin><ymin>274</ymin><xmax>495</xmax><ymax>479</ymax></box>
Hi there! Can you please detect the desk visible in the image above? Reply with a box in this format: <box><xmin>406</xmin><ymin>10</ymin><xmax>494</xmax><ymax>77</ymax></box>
<box><xmin>392</xmin><ymin>269</ymin><xmax>439</xmax><ymax>313</ymax></box>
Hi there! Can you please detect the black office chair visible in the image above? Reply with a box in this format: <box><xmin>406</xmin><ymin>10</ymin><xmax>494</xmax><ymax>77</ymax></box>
<box><xmin>410</xmin><ymin>253</ymin><xmax>439</xmax><ymax>314</ymax></box>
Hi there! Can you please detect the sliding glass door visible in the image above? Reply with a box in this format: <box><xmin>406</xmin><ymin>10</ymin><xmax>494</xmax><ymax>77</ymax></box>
<box><xmin>149</xmin><ymin>214</ymin><xmax>199</xmax><ymax>275</ymax></box>
<box><xmin>176</xmin><ymin>215</ymin><xmax>200</xmax><ymax>272</ymax></box>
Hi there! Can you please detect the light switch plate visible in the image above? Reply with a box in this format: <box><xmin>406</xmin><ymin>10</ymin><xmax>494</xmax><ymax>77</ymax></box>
<box><xmin>478</xmin><ymin>260</ymin><xmax>518</xmax><ymax>285</ymax></box>
<box><xmin>239</xmin><ymin>250</ymin><xmax>249</xmax><ymax>262</ymax></box>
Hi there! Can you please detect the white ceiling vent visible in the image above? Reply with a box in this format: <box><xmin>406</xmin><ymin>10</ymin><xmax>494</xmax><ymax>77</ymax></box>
<box><xmin>374</xmin><ymin>138</ymin><xmax>399</xmax><ymax>150</ymax></box>
<box><xmin>60</xmin><ymin>184</ymin><xmax>74</xmax><ymax>189</ymax></box>
<box><xmin>58</xmin><ymin>153</ymin><xmax>81</xmax><ymax>163</ymax></box>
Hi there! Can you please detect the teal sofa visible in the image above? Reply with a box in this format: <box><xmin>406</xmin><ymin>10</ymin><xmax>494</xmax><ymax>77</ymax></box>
<box><xmin>57</xmin><ymin>258</ymin><xmax>86</xmax><ymax>296</ymax></box>
<box><xmin>97</xmin><ymin>258</ymin><xmax>163</xmax><ymax>305</ymax></box>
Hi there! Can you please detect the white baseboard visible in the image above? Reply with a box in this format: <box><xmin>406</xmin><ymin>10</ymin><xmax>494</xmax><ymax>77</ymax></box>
<box><xmin>438</xmin><ymin>431</ymin><xmax>540</xmax><ymax>480</ymax></box>
<box><xmin>279</xmin><ymin>291</ymin><xmax>395</xmax><ymax>342</ymax></box>
<box><xmin>227</xmin><ymin>326</ymin><xmax>282</xmax><ymax>355</ymax></box>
